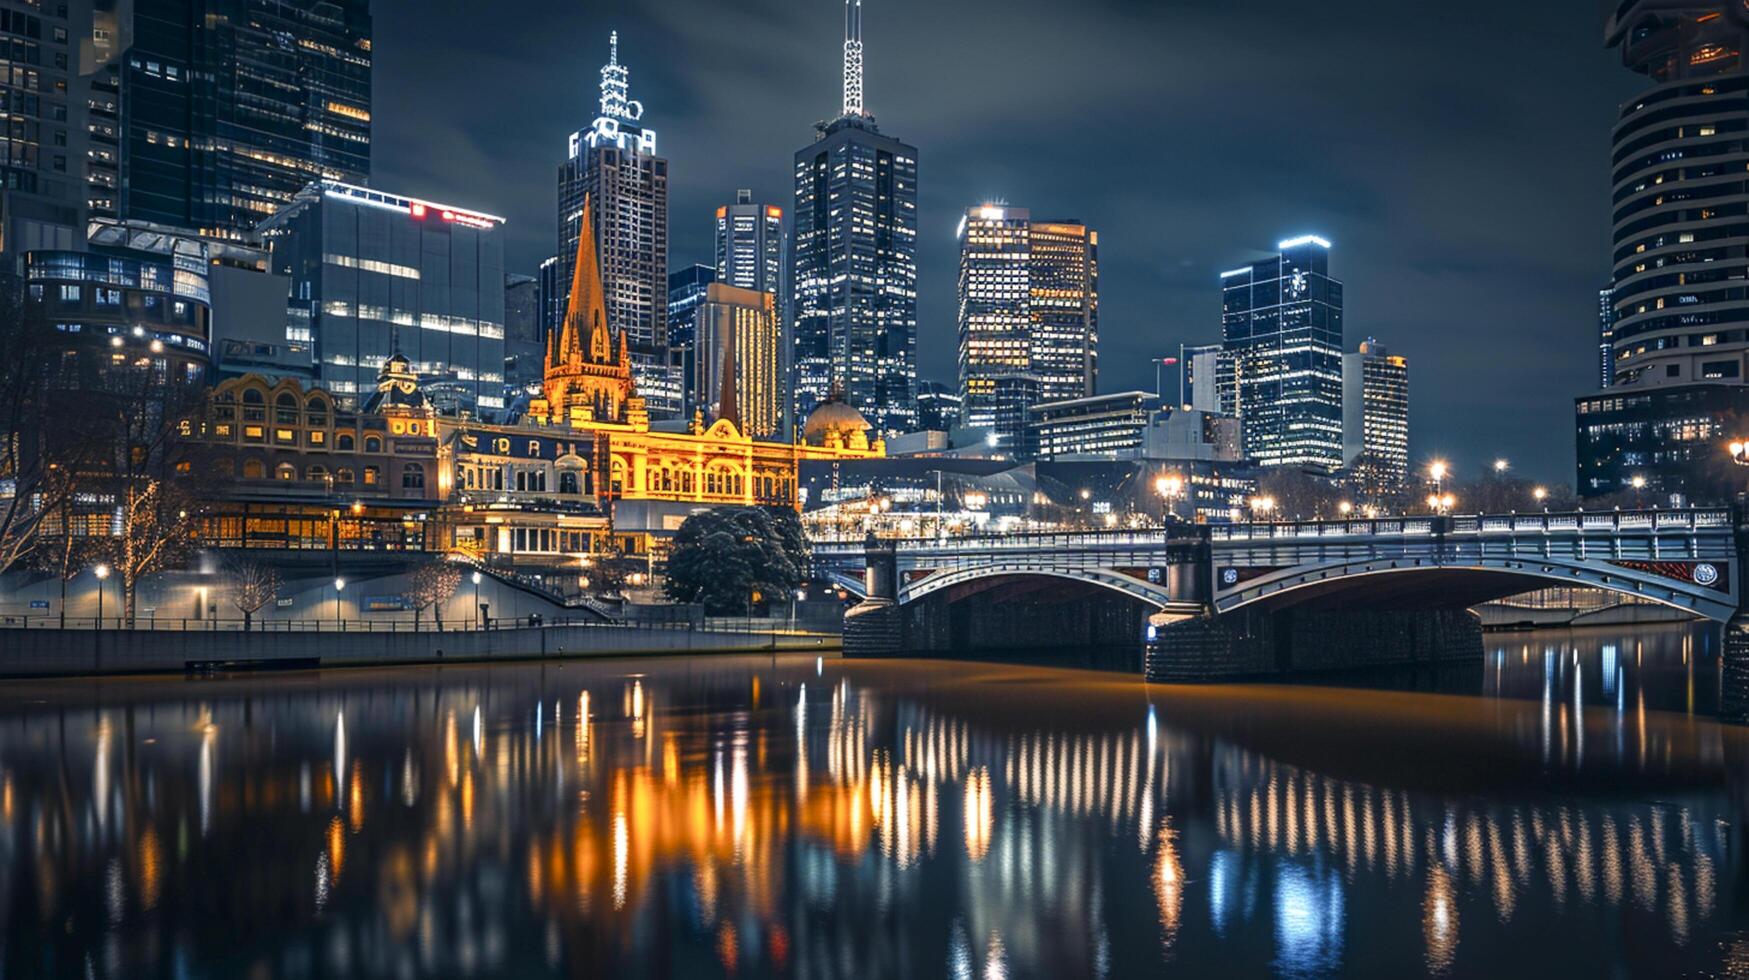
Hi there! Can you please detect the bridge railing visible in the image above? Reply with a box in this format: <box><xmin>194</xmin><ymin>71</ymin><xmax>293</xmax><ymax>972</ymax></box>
<box><xmin>1207</xmin><ymin>508</ymin><xmax>1731</xmax><ymax>542</ymax></box>
<box><xmin>811</xmin><ymin>528</ymin><xmax>1200</xmax><ymax>555</ymax></box>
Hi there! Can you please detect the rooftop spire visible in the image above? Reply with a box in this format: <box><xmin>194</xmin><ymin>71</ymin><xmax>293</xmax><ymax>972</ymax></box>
<box><xmin>842</xmin><ymin>0</ymin><xmax>865</xmax><ymax>118</ymax></box>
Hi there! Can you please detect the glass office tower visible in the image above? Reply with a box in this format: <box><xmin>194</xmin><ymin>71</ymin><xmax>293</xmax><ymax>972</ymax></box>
<box><xmin>259</xmin><ymin>181</ymin><xmax>506</xmax><ymax>418</ymax></box>
<box><xmin>123</xmin><ymin>0</ymin><xmax>371</xmax><ymax>236</ymax></box>
<box><xmin>1220</xmin><ymin>236</ymin><xmax>1345</xmax><ymax>470</ymax></box>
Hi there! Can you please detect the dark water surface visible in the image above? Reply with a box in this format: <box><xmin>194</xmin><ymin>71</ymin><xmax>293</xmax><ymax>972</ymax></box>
<box><xmin>2</xmin><ymin>623</ymin><xmax>1748</xmax><ymax>978</ymax></box>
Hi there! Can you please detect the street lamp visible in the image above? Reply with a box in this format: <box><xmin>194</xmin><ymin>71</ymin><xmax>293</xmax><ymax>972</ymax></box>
<box><xmin>1250</xmin><ymin>496</ymin><xmax>1276</xmax><ymax>520</ymax></box>
<box><xmin>1533</xmin><ymin>486</ymin><xmax>1548</xmax><ymax>506</ymax></box>
<box><xmin>93</xmin><ymin>564</ymin><xmax>110</xmax><ymax>630</ymax></box>
<box><xmin>1154</xmin><ymin>474</ymin><xmax>1184</xmax><ymax>524</ymax></box>
<box><xmin>333</xmin><ymin>577</ymin><xmax>346</xmax><ymax>630</ymax></box>
<box><xmin>1338</xmin><ymin>501</ymin><xmax>1353</xmax><ymax>517</ymax></box>
<box><xmin>1493</xmin><ymin>459</ymin><xmax>1509</xmax><ymax>475</ymax></box>
<box><xmin>471</xmin><ymin>570</ymin><xmax>482</xmax><ymax>629</ymax></box>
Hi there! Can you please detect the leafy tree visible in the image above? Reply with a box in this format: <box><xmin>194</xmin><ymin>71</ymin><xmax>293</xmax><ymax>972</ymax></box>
<box><xmin>664</xmin><ymin>507</ymin><xmax>804</xmax><ymax>615</ymax></box>
<box><xmin>226</xmin><ymin>557</ymin><xmax>282</xmax><ymax>632</ymax></box>
<box><xmin>404</xmin><ymin>560</ymin><xmax>462</xmax><ymax>630</ymax></box>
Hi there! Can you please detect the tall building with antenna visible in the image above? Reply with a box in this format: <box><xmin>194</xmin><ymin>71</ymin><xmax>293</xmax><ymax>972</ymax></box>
<box><xmin>558</xmin><ymin>32</ymin><xmax>675</xmax><ymax>417</ymax></box>
<box><xmin>792</xmin><ymin>0</ymin><xmax>919</xmax><ymax>435</ymax></box>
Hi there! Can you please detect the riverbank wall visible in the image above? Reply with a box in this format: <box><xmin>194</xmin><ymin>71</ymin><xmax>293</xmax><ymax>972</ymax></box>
<box><xmin>0</xmin><ymin>625</ymin><xmax>837</xmax><ymax>678</ymax></box>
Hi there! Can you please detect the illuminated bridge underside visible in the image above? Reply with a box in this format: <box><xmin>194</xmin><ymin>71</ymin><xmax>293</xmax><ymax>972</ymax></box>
<box><xmin>1217</xmin><ymin>560</ymin><xmax>1736</xmax><ymax>623</ymax></box>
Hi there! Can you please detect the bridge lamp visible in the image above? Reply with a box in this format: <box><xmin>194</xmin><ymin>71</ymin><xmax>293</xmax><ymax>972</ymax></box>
<box><xmin>1441</xmin><ymin>493</ymin><xmax>1456</xmax><ymax>512</ymax></box>
<box><xmin>1630</xmin><ymin>475</ymin><xmax>1647</xmax><ymax>490</ymax></box>
<box><xmin>1731</xmin><ymin>441</ymin><xmax>1749</xmax><ymax>465</ymax></box>
<box><xmin>1426</xmin><ymin>493</ymin><xmax>1441</xmax><ymax>511</ymax></box>
<box><xmin>1250</xmin><ymin>496</ymin><xmax>1276</xmax><ymax>518</ymax></box>
<box><xmin>1428</xmin><ymin>461</ymin><xmax>1448</xmax><ymax>482</ymax></box>
<box><xmin>1533</xmin><ymin>486</ymin><xmax>1548</xmax><ymax>503</ymax></box>
<box><xmin>1493</xmin><ymin>459</ymin><xmax>1509</xmax><ymax>474</ymax></box>
<box><xmin>1338</xmin><ymin>501</ymin><xmax>1353</xmax><ymax>516</ymax></box>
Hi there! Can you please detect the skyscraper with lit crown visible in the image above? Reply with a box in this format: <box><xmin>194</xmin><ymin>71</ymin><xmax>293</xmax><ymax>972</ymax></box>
<box><xmin>558</xmin><ymin>33</ymin><xmax>674</xmax><ymax>417</ymax></box>
<box><xmin>1220</xmin><ymin>236</ymin><xmax>1345</xmax><ymax>470</ymax></box>
<box><xmin>792</xmin><ymin>0</ymin><xmax>918</xmax><ymax>436</ymax></box>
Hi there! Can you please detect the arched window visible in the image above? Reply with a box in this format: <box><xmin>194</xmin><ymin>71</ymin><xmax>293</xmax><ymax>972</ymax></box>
<box><xmin>336</xmin><ymin>468</ymin><xmax>355</xmax><ymax>484</ymax></box>
<box><xmin>241</xmin><ymin>388</ymin><xmax>265</xmax><ymax>422</ymax></box>
<box><xmin>307</xmin><ymin>464</ymin><xmax>328</xmax><ymax>482</ymax></box>
<box><xmin>364</xmin><ymin>435</ymin><xmax>382</xmax><ymax>453</ymax></box>
<box><xmin>336</xmin><ymin>432</ymin><xmax>355</xmax><ymax>451</ymax></box>
<box><xmin>363</xmin><ymin>466</ymin><xmax>379</xmax><ymax>486</ymax></box>
<box><xmin>274</xmin><ymin>462</ymin><xmax>296</xmax><ymax>481</ymax></box>
<box><xmin>402</xmin><ymin>464</ymin><xmax>425</xmax><ymax>490</ymax></box>
<box><xmin>465</xmin><ymin>468</ymin><xmax>476</xmax><ymax>489</ymax></box>
<box><xmin>559</xmin><ymin>471</ymin><xmax>580</xmax><ymax>495</ymax></box>
<box><xmin>275</xmin><ymin>392</ymin><xmax>298</xmax><ymax>424</ymax></box>
<box><xmin>242</xmin><ymin>458</ymin><xmax>266</xmax><ymax>479</ymax></box>
<box><xmin>306</xmin><ymin>396</ymin><xmax>329</xmax><ymax>426</ymax></box>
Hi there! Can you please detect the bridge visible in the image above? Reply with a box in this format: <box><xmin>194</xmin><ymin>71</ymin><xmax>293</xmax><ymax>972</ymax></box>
<box><xmin>813</xmin><ymin>508</ymin><xmax>1746</xmax><ymax>683</ymax></box>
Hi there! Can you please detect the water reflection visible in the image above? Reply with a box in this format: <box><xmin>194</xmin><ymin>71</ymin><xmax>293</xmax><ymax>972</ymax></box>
<box><xmin>0</xmin><ymin>626</ymin><xmax>1747</xmax><ymax>977</ymax></box>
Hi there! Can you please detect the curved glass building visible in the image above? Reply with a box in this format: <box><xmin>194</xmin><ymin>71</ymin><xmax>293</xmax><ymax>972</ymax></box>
<box><xmin>1578</xmin><ymin>2</ymin><xmax>1749</xmax><ymax>500</ymax></box>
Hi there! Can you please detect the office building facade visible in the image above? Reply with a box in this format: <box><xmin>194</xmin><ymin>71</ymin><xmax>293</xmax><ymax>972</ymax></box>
<box><xmin>693</xmin><ymin>283</ymin><xmax>782</xmax><ymax>438</ymax></box>
<box><xmin>1341</xmin><ymin>337</ymin><xmax>1409</xmax><ymax>499</ymax></box>
<box><xmin>1028</xmin><ymin>219</ymin><xmax>1098</xmax><ymax>402</ymax></box>
<box><xmin>1598</xmin><ymin>286</ymin><xmax>1615</xmax><ymax>389</ymax></box>
<box><xmin>557</xmin><ymin>33</ymin><xmax>671</xmax><ymax>414</ymax></box>
<box><xmin>1220</xmin><ymin>236</ymin><xmax>1345</xmax><ymax>470</ymax></box>
<box><xmin>1029</xmin><ymin>391</ymin><xmax>1152</xmax><ymax>462</ymax></box>
<box><xmin>792</xmin><ymin>0</ymin><xmax>917</xmax><ymax>435</ymax></box>
<box><xmin>122</xmin><ymin>0</ymin><xmax>371</xmax><ymax>236</ymax></box>
<box><xmin>715</xmin><ymin>189</ymin><xmax>784</xmax><ymax>298</ymax></box>
<box><xmin>1578</xmin><ymin>2</ymin><xmax>1749</xmax><ymax>500</ymax></box>
<box><xmin>0</xmin><ymin>1</ymin><xmax>91</xmax><ymax>256</ymax></box>
<box><xmin>504</xmin><ymin>273</ymin><xmax>542</xmax><ymax>398</ymax></box>
<box><xmin>957</xmin><ymin>206</ymin><xmax>1033</xmax><ymax>441</ymax></box>
<box><xmin>259</xmin><ymin>181</ymin><xmax>506</xmax><ymax>418</ymax></box>
<box><xmin>915</xmin><ymin>380</ymin><xmax>962</xmax><ymax>433</ymax></box>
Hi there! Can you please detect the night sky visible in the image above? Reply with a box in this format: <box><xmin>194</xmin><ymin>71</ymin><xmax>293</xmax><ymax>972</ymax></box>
<box><xmin>370</xmin><ymin>0</ymin><xmax>1641</xmax><ymax>484</ymax></box>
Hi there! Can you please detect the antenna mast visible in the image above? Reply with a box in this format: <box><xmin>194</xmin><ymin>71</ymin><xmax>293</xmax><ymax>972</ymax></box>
<box><xmin>842</xmin><ymin>0</ymin><xmax>865</xmax><ymax>117</ymax></box>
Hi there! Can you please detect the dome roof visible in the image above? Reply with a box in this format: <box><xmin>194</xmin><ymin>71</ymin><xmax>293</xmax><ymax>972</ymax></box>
<box><xmin>802</xmin><ymin>398</ymin><xmax>871</xmax><ymax>444</ymax></box>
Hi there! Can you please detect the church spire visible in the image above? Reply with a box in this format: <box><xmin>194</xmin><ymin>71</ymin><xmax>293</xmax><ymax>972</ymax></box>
<box><xmin>550</xmin><ymin>194</ymin><xmax>613</xmax><ymax>374</ymax></box>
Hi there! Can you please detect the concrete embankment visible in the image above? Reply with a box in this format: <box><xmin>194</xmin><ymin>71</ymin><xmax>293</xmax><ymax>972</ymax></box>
<box><xmin>0</xmin><ymin>625</ymin><xmax>838</xmax><ymax>678</ymax></box>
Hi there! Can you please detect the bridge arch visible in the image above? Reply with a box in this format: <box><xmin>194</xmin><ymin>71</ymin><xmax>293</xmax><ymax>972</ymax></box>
<box><xmin>899</xmin><ymin>564</ymin><xmax>1182</xmax><ymax>610</ymax></box>
<box><xmin>1214</xmin><ymin>556</ymin><xmax>1737</xmax><ymax>623</ymax></box>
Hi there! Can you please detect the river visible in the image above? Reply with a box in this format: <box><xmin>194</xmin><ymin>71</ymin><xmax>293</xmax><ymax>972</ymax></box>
<box><xmin>0</xmin><ymin>622</ymin><xmax>1742</xmax><ymax>977</ymax></box>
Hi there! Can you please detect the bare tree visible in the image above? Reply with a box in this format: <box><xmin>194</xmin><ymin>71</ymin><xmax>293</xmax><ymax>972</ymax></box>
<box><xmin>0</xmin><ymin>288</ymin><xmax>97</xmax><ymax>574</ymax></box>
<box><xmin>404</xmin><ymin>560</ymin><xmax>461</xmax><ymax>631</ymax></box>
<box><xmin>226</xmin><ymin>557</ymin><xmax>282</xmax><ymax>632</ymax></box>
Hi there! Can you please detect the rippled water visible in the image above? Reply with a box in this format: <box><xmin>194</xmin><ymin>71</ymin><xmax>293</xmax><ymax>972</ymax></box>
<box><xmin>2</xmin><ymin>623</ymin><xmax>1746</xmax><ymax>978</ymax></box>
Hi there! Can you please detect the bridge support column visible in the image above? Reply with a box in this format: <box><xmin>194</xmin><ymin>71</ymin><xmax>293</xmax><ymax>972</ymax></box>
<box><xmin>842</xmin><ymin>535</ymin><xmax>903</xmax><ymax>658</ymax></box>
<box><xmin>1722</xmin><ymin>615</ymin><xmax>1749</xmax><ymax>724</ymax></box>
<box><xmin>1146</xmin><ymin>608</ymin><xmax>1484</xmax><ymax>683</ymax></box>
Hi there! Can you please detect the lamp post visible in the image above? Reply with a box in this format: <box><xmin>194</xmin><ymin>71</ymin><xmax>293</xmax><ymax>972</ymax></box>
<box><xmin>93</xmin><ymin>564</ymin><xmax>109</xmax><ymax>630</ymax></box>
<box><xmin>471</xmin><ymin>571</ymin><xmax>482</xmax><ymax>629</ymax></box>
<box><xmin>1249</xmin><ymin>496</ymin><xmax>1276</xmax><ymax>521</ymax></box>
<box><xmin>1629</xmin><ymin>474</ymin><xmax>1647</xmax><ymax>509</ymax></box>
<box><xmin>1154</xmin><ymin>474</ymin><xmax>1183</xmax><ymax>525</ymax></box>
<box><xmin>1533</xmin><ymin>486</ymin><xmax>1548</xmax><ymax>508</ymax></box>
<box><xmin>333</xmin><ymin>577</ymin><xmax>346</xmax><ymax>631</ymax></box>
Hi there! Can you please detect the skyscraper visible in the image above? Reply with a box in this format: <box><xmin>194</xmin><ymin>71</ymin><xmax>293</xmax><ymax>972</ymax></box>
<box><xmin>1342</xmin><ymin>337</ymin><xmax>1409</xmax><ymax>499</ymax></box>
<box><xmin>0</xmin><ymin>1</ymin><xmax>92</xmax><ymax>255</ymax></box>
<box><xmin>1029</xmin><ymin>219</ymin><xmax>1099</xmax><ymax>403</ymax></box>
<box><xmin>666</xmin><ymin>263</ymin><xmax>716</xmax><ymax>414</ymax></box>
<box><xmin>504</xmin><ymin>273</ymin><xmax>542</xmax><ymax>398</ymax></box>
<box><xmin>123</xmin><ymin>0</ymin><xmax>372</xmax><ymax>236</ymax></box>
<box><xmin>957</xmin><ymin>205</ymin><xmax>1034</xmax><ymax>443</ymax></box>
<box><xmin>1578</xmin><ymin>3</ymin><xmax>1749</xmax><ymax>500</ymax></box>
<box><xmin>1597</xmin><ymin>286</ymin><xmax>1615</xmax><ymax>389</ymax></box>
<box><xmin>538</xmin><ymin>255</ymin><xmax>562</xmax><ymax>344</ymax></box>
<box><xmin>1220</xmin><ymin>236</ymin><xmax>1345</xmax><ymax>470</ymax></box>
<box><xmin>792</xmin><ymin>0</ymin><xmax>918</xmax><ymax>436</ymax></box>
<box><xmin>259</xmin><ymin>181</ymin><xmax>506</xmax><ymax>418</ymax></box>
<box><xmin>694</xmin><ymin>284</ymin><xmax>783</xmax><ymax>438</ymax></box>
<box><xmin>558</xmin><ymin>33</ymin><xmax>673</xmax><ymax>415</ymax></box>
<box><xmin>715</xmin><ymin>189</ymin><xmax>785</xmax><ymax>298</ymax></box>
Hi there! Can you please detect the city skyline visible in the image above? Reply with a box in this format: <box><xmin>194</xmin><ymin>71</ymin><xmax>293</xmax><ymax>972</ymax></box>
<box><xmin>364</xmin><ymin>0</ymin><xmax>1635</xmax><ymax>483</ymax></box>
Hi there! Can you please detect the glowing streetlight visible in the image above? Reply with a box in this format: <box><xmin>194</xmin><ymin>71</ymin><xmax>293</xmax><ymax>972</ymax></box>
<box><xmin>93</xmin><ymin>564</ymin><xmax>110</xmax><ymax>630</ymax></box>
<box><xmin>1428</xmin><ymin>461</ymin><xmax>1448</xmax><ymax>483</ymax></box>
<box><xmin>1493</xmin><ymin>458</ymin><xmax>1509</xmax><ymax>474</ymax></box>
<box><xmin>1533</xmin><ymin>486</ymin><xmax>1548</xmax><ymax>503</ymax></box>
<box><xmin>471</xmin><ymin>571</ymin><xmax>483</xmax><ymax>629</ymax></box>
<box><xmin>1155</xmin><ymin>474</ymin><xmax>1184</xmax><ymax>525</ymax></box>
<box><xmin>333</xmin><ymin>577</ymin><xmax>346</xmax><ymax>630</ymax></box>
<box><xmin>1630</xmin><ymin>475</ymin><xmax>1646</xmax><ymax>490</ymax></box>
<box><xmin>1338</xmin><ymin>501</ymin><xmax>1353</xmax><ymax>516</ymax></box>
<box><xmin>1250</xmin><ymin>496</ymin><xmax>1276</xmax><ymax>519</ymax></box>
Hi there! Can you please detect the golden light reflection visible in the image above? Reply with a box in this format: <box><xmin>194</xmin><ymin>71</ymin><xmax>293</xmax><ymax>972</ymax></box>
<box><xmin>1423</xmin><ymin>865</ymin><xmax>1458</xmax><ymax>974</ymax></box>
<box><xmin>963</xmin><ymin>766</ymin><xmax>992</xmax><ymax>862</ymax></box>
<box><xmin>1152</xmin><ymin>817</ymin><xmax>1184</xmax><ymax>955</ymax></box>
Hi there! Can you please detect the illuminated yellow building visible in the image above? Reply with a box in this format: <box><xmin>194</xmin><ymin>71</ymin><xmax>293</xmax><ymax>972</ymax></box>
<box><xmin>522</xmin><ymin>194</ymin><xmax>882</xmax><ymax>515</ymax></box>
